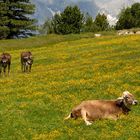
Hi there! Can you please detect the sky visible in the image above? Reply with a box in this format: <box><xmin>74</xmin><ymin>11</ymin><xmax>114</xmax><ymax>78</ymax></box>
<box><xmin>71</xmin><ymin>0</ymin><xmax>140</xmax><ymax>1</ymax></box>
<box><xmin>32</xmin><ymin>0</ymin><xmax>140</xmax><ymax>25</ymax></box>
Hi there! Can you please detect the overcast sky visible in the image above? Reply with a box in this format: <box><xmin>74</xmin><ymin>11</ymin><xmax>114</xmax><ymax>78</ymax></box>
<box><xmin>71</xmin><ymin>0</ymin><xmax>140</xmax><ymax>1</ymax></box>
<box><xmin>32</xmin><ymin>0</ymin><xmax>140</xmax><ymax>25</ymax></box>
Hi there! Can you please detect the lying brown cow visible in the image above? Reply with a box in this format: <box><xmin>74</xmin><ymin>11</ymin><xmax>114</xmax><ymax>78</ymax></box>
<box><xmin>65</xmin><ymin>91</ymin><xmax>138</xmax><ymax>125</ymax></box>
<box><xmin>0</xmin><ymin>53</ymin><xmax>11</xmax><ymax>76</ymax></box>
<box><xmin>21</xmin><ymin>51</ymin><xmax>33</xmax><ymax>72</ymax></box>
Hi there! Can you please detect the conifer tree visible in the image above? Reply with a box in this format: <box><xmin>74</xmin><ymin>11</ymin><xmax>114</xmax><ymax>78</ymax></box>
<box><xmin>60</xmin><ymin>6</ymin><xmax>83</xmax><ymax>34</ymax></box>
<box><xmin>94</xmin><ymin>13</ymin><xmax>109</xmax><ymax>31</ymax></box>
<box><xmin>0</xmin><ymin>1</ymin><xmax>9</xmax><ymax>39</ymax></box>
<box><xmin>116</xmin><ymin>3</ymin><xmax>140</xmax><ymax>30</ymax></box>
<box><xmin>0</xmin><ymin>0</ymin><xmax>36</xmax><ymax>39</ymax></box>
<box><xmin>51</xmin><ymin>6</ymin><xmax>83</xmax><ymax>35</ymax></box>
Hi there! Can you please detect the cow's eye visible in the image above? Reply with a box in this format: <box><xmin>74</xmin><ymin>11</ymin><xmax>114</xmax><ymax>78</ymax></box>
<box><xmin>126</xmin><ymin>96</ymin><xmax>129</xmax><ymax>99</ymax></box>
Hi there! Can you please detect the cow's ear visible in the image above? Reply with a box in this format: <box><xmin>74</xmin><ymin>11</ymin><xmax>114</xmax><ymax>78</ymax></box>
<box><xmin>123</xmin><ymin>91</ymin><xmax>129</xmax><ymax>98</ymax></box>
<box><xmin>116</xmin><ymin>99</ymin><xmax>123</xmax><ymax>107</ymax></box>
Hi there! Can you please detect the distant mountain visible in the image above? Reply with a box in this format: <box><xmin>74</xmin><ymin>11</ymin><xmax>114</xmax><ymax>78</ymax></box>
<box><xmin>31</xmin><ymin>0</ymin><xmax>99</xmax><ymax>25</ymax></box>
<box><xmin>95</xmin><ymin>0</ymin><xmax>140</xmax><ymax>16</ymax></box>
<box><xmin>76</xmin><ymin>1</ymin><xmax>99</xmax><ymax>18</ymax></box>
<box><xmin>96</xmin><ymin>0</ymin><xmax>140</xmax><ymax>25</ymax></box>
<box><xmin>31</xmin><ymin>0</ymin><xmax>140</xmax><ymax>25</ymax></box>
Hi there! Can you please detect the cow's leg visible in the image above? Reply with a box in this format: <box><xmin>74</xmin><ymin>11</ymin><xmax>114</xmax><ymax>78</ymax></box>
<box><xmin>0</xmin><ymin>64</ymin><xmax>2</xmax><ymax>76</ymax></box>
<box><xmin>22</xmin><ymin>64</ymin><xmax>25</xmax><ymax>72</ymax></box>
<box><xmin>21</xmin><ymin>63</ymin><xmax>23</xmax><ymax>72</ymax></box>
<box><xmin>26</xmin><ymin>65</ymin><xmax>28</xmax><ymax>72</ymax></box>
<box><xmin>107</xmin><ymin>115</ymin><xmax>118</xmax><ymax>121</ymax></box>
<box><xmin>81</xmin><ymin>109</ymin><xmax>92</xmax><ymax>125</ymax></box>
<box><xmin>8</xmin><ymin>63</ymin><xmax>10</xmax><ymax>75</ymax></box>
<box><xmin>23</xmin><ymin>64</ymin><xmax>26</xmax><ymax>72</ymax></box>
<box><xmin>29</xmin><ymin>65</ymin><xmax>31</xmax><ymax>72</ymax></box>
<box><xmin>3</xmin><ymin>67</ymin><xmax>6</xmax><ymax>76</ymax></box>
<box><xmin>21</xmin><ymin>59</ymin><xmax>23</xmax><ymax>72</ymax></box>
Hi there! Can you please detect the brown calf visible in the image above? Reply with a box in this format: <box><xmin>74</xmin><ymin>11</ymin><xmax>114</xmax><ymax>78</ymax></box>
<box><xmin>0</xmin><ymin>53</ymin><xmax>11</xmax><ymax>76</ymax></box>
<box><xmin>65</xmin><ymin>91</ymin><xmax>138</xmax><ymax>125</ymax></box>
<box><xmin>21</xmin><ymin>51</ymin><xmax>33</xmax><ymax>72</ymax></box>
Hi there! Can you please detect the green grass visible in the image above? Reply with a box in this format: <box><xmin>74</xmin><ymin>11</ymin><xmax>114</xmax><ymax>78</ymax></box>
<box><xmin>0</xmin><ymin>33</ymin><xmax>140</xmax><ymax>140</ymax></box>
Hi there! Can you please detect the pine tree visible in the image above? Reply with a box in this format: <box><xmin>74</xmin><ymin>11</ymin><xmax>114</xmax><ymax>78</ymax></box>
<box><xmin>39</xmin><ymin>19</ymin><xmax>54</xmax><ymax>34</ymax></box>
<box><xmin>94</xmin><ymin>13</ymin><xmax>109</xmax><ymax>31</ymax></box>
<box><xmin>52</xmin><ymin>6</ymin><xmax>83</xmax><ymax>35</ymax></box>
<box><xmin>0</xmin><ymin>0</ymin><xmax>36</xmax><ymax>39</ymax></box>
<box><xmin>116</xmin><ymin>8</ymin><xmax>135</xmax><ymax>30</ymax></box>
<box><xmin>52</xmin><ymin>14</ymin><xmax>62</xmax><ymax>34</ymax></box>
<box><xmin>82</xmin><ymin>13</ymin><xmax>94</xmax><ymax>32</ymax></box>
<box><xmin>0</xmin><ymin>1</ymin><xmax>9</xmax><ymax>39</ymax></box>
<box><xmin>131</xmin><ymin>3</ymin><xmax>140</xmax><ymax>27</ymax></box>
<box><xmin>60</xmin><ymin>6</ymin><xmax>83</xmax><ymax>34</ymax></box>
<box><xmin>116</xmin><ymin>3</ymin><xmax>140</xmax><ymax>30</ymax></box>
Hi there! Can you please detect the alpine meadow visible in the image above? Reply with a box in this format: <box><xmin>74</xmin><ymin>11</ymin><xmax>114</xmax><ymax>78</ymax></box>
<box><xmin>0</xmin><ymin>33</ymin><xmax>140</xmax><ymax>140</ymax></box>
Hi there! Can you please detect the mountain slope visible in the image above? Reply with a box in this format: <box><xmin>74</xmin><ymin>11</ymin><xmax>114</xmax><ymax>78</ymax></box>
<box><xmin>96</xmin><ymin>0</ymin><xmax>140</xmax><ymax>16</ymax></box>
<box><xmin>31</xmin><ymin>0</ymin><xmax>140</xmax><ymax>25</ymax></box>
<box><xmin>31</xmin><ymin>0</ymin><xmax>99</xmax><ymax>24</ymax></box>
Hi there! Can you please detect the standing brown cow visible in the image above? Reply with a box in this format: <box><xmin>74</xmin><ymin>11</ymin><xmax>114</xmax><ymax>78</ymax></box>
<box><xmin>21</xmin><ymin>51</ymin><xmax>33</xmax><ymax>72</ymax></box>
<box><xmin>0</xmin><ymin>53</ymin><xmax>11</xmax><ymax>76</ymax></box>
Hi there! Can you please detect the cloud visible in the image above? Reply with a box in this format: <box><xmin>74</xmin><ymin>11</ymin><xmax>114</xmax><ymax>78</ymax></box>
<box><xmin>47</xmin><ymin>0</ymin><xmax>54</xmax><ymax>4</ymax></box>
<box><xmin>107</xmin><ymin>14</ymin><xmax>118</xmax><ymax>25</ymax></box>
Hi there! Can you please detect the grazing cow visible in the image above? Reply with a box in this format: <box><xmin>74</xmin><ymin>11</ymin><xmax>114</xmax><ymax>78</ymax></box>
<box><xmin>136</xmin><ymin>31</ymin><xmax>140</xmax><ymax>34</ymax></box>
<box><xmin>65</xmin><ymin>91</ymin><xmax>138</xmax><ymax>125</ymax></box>
<box><xmin>0</xmin><ymin>53</ymin><xmax>11</xmax><ymax>76</ymax></box>
<box><xmin>21</xmin><ymin>51</ymin><xmax>33</xmax><ymax>72</ymax></box>
<box><xmin>94</xmin><ymin>34</ymin><xmax>101</xmax><ymax>37</ymax></box>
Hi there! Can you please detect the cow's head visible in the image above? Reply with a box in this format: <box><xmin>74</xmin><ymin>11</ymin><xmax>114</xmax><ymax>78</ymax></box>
<box><xmin>24</xmin><ymin>56</ymin><xmax>33</xmax><ymax>66</ymax></box>
<box><xmin>27</xmin><ymin>58</ymin><xmax>33</xmax><ymax>65</ymax></box>
<box><xmin>117</xmin><ymin>91</ymin><xmax>138</xmax><ymax>109</ymax></box>
<box><xmin>123</xmin><ymin>91</ymin><xmax>138</xmax><ymax>106</ymax></box>
<box><xmin>1</xmin><ymin>56</ymin><xmax>8</xmax><ymax>67</ymax></box>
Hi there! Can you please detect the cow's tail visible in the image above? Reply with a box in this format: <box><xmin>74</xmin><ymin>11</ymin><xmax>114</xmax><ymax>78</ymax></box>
<box><xmin>64</xmin><ymin>113</ymin><xmax>74</xmax><ymax>120</ymax></box>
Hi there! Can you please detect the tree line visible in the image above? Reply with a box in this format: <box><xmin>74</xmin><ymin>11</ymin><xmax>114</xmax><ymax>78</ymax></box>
<box><xmin>40</xmin><ymin>3</ymin><xmax>140</xmax><ymax>35</ymax></box>
<box><xmin>0</xmin><ymin>1</ymin><xmax>140</xmax><ymax>39</ymax></box>
<box><xmin>116</xmin><ymin>3</ymin><xmax>140</xmax><ymax>30</ymax></box>
<box><xmin>40</xmin><ymin>6</ymin><xmax>110</xmax><ymax>35</ymax></box>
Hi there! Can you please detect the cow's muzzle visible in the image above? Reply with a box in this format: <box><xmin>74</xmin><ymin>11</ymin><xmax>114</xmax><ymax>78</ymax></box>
<box><xmin>133</xmin><ymin>100</ymin><xmax>138</xmax><ymax>105</ymax></box>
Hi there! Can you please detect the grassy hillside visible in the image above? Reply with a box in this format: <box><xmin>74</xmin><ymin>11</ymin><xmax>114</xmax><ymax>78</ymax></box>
<box><xmin>0</xmin><ymin>33</ymin><xmax>140</xmax><ymax>140</ymax></box>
